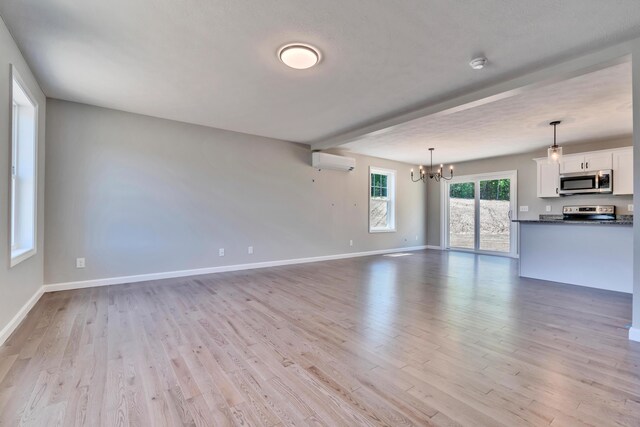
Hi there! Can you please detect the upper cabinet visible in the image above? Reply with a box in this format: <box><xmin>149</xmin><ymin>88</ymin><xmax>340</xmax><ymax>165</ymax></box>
<box><xmin>535</xmin><ymin>160</ymin><xmax>559</xmax><ymax>198</ymax></box>
<box><xmin>613</xmin><ymin>147</ymin><xmax>633</xmax><ymax>195</ymax></box>
<box><xmin>585</xmin><ymin>152</ymin><xmax>614</xmax><ymax>172</ymax></box>
<box><xmin>559</xmin><ymin>155</ymin><xmax>584</xmax><ymax>174</ymax></box>
<box><xmin>559</xmin><ymin>152</ymin><xmax>612</xmax><ymax>174</ymax></box>
<box><xmin>535</xmin><ymin>146</ymin><xmax>632</xmax><ymax>198</ymax></box>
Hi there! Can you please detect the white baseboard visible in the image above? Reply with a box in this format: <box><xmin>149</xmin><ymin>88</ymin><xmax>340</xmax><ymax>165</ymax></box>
<box><xmin>630</xmin><ymin>327</ymin><xmax>640</xmax><ymax>342</ymax></box>
<box><xmin>425</xmin><ymin>245</ymin><xmax>443</xmax><ymax>250</ymax></box>
<box><xmin>45</xmin><ymin>245</ymin><xmax>429</xmax><ymax>292</ymax></box>
<box><xmin>0</xmin><ymin>286</ymin><xmax>45</xmax><ymax>346</ymax></box>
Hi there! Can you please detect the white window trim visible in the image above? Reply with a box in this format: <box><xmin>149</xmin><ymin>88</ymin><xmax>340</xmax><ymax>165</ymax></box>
<box><xmin>369</xmin><ymin>166</ymin><xmax>396</xmax><ymax>233</ymax></box>
<box><xmin>11</xmin><ymin>100</ymin><xmax>18</xmax><ymax>251</ymax></box>
<box><xmin>9</xmin><ymin>64</ymin><xmax>38</xmax><ymax>268</ymax></box>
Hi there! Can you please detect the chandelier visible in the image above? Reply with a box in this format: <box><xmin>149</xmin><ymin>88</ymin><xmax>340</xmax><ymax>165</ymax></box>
<box><xmin>411</xmin><ymin>148</ymin><xmax>454</xmax><ymax>182</ymax></box>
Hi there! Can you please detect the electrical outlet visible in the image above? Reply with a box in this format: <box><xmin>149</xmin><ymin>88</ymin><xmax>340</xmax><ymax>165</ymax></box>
<box><xmin>76</xmin><ymin>258</ymin><xmax>85</xmax><ymax>269</ymax></box>
<box><xmin>349</xmin><ymin>240</ymin><xmax>353</xmax><ymax>247</ymax></box>
<box><xmin>545</xmin><ymin>205</ymin><xmax>552</xmax><ymax>212</ymax></box>
<box><xmin>629</xmin><ymin>204</ymin><xmax>634</xmax><ymax>212</ymax></box>
<box><xmin>219</xmin><ymin>248</ymin><xmax>225</xmax><ymax>257</ymax></box>
<box><xmin>248</xmin><ymin>246</ymin><xmax>253</xmax><ymax>254</ymax></box>
<box><xmin>519</xmin><ymin>206</ymin><xmax>529</xmax><ymax>212</ymax></box>
<box><xmin>415</xmin><ymin>235</ymin><xmax>419</xmax><ymax>241</ymax></box>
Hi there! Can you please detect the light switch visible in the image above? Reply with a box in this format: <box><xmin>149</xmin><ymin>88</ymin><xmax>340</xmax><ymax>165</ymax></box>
<box><xmin>519</xmin><ymin>206</ymin><xmax>529</xmax><ymax>212</ymax></box>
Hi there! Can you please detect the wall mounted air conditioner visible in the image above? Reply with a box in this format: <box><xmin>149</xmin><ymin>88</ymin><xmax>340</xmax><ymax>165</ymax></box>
<box><xmin>311</xmin><ymin>152</ymin><xmax>356</xmax><ymax>172</ymax></box>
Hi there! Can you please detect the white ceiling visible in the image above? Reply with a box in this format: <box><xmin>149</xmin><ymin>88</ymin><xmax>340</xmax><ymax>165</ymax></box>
<box><xmin>1</xmin><ymin>0</ymin><xmax>640</xmax><ymax>145</ymax></box>
<box><xmin>342</xmin><ymin>62</ymin><xmax>633</xmax><ymax>165</ymax></box>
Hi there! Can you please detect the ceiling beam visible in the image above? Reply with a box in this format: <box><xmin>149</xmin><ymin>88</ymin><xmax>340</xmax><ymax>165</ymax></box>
<box><xmin>310</xmin><ymin>39</ymin><xmax>636</xmax><ymax>151</ymax></box>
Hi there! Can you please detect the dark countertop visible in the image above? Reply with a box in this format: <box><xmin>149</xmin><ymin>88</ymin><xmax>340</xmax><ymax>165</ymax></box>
<box><xmin>513</xmin><ymin>219</ymin><xmax>632</xmax><ymax>226</ymax></box>
<box><xmin>513</xmin><ymin>214</ymin><xmax>633</xmax><ymax>226</ymax></box>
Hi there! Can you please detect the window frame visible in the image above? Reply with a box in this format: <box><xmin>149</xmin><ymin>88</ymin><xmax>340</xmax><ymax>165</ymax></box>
<box><xmin>368</xmin><ymin>166</ymin><xmax>396</xmax><ymax>233</ymax></box>
<box><xmin>9</xmin><ymin>65</ymin><xmax>39</xmax><ymax>268</ymax></box>
<box><xmin>11</xmin><ymin>100</ymin><xmax>18</xmax><ymax>251</ymax></box>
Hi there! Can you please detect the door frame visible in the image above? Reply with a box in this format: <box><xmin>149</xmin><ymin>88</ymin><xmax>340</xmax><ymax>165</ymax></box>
<box><xmin>441</xmin><ymin>170</ymin><xmax>518</xmax><ymax>258</ymax></box>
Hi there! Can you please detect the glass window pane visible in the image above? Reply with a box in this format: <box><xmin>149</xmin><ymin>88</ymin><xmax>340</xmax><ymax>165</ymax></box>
<box><xmin>370</xmin><ymin>199</ymin><xmax>388</xmax><ymax>228</ymax></box>
<box><xmin>479</xmin><ymin>179</ymin><xmax>511</xmax><ymax>252</ymax></box>
<box><xmin>449</xmin><ymin>182</ymin><xmax>475</xmax><ymax>249</ymax></box>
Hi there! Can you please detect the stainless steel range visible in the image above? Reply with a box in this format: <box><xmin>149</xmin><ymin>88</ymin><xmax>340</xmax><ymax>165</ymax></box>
<box><xmin>563</xmin><ymin>205</ymin><xmax>616</xmax><ymax>221</ymax></box>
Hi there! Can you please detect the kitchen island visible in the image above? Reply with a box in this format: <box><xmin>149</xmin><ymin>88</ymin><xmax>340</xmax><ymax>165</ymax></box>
<box><xmin>514</xmin><ymin>217</ymin><xmax>633</xmax><ymax>293</ymax></box>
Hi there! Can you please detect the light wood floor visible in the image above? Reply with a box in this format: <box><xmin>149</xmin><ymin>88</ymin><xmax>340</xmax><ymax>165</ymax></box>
<box><xmin>1</xmin><ymin>250</ymin><xmax>639</xmax><ymax>426</ymax></box>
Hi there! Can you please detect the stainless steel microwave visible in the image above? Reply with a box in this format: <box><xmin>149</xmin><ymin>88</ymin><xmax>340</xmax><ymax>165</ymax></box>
<box><xmin>559</xmin><ymin>169</ymin><xmax>612</xmax><ymax>195</ymax></box>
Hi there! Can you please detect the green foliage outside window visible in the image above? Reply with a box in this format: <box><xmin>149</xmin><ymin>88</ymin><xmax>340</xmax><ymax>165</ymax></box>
<box><xmin>371</xmin><ymin>173</ymin><xmax>388</xmax><ymax>198</ymax></box>
<box><xmin>450</xmin><ymin>179</ymin><xmax>510</xmax><ymax>200</ymax></box>
<box><xmin>449</xmin><ymin>182</ymin><xmax>474</xmax><ymax>199</ymax></box>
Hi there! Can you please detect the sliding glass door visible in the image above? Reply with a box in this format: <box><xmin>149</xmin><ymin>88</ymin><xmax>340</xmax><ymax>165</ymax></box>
<box><xmin>445</xmin><ymin>171</ymin><xmax>517</xmax><ymax>257</ymax></box>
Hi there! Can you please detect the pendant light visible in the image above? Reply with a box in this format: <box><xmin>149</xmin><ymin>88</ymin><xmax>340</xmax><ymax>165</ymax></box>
<box><xmin>547</xmin><ymin>121</ymin><xmax>563</xmax><ymax>164</ymax></box>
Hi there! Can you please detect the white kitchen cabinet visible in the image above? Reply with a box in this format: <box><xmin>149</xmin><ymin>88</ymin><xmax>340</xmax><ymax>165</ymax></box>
<box><xmin>584</xmin><ymin>152</ymin><xmax>612</xmax><ymax>171</ymax></box>
<box><xmin>560</xmin><ymin>152</ymin><xmax>612</xmax><ymax>173</ymax></box>
<box><xmin>535</xmin><ymin>146</ymin><xmax>632</xmax><ymax>198</ymax></box>
<box><xmin>535</xmin><ymin>159</ymin><xmax>559</xmax><ymax>198</ymax></box>
<box><xmin>559</xmin><ymin>154</ymin><xmax>585</xmax><ymax>174</ymax></box>
<box><xmin>613</xmin><ymin>147</ymin><xmax>633</xmax><ymax>195</ymax></box>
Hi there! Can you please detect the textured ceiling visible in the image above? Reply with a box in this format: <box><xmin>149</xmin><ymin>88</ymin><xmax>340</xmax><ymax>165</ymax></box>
<box><xmin>1</xmin><ymin>1</ymin><xmax>640</xmax><ymax>144</ymax></box>
<box><xmin>342</xmin><ymin>62</ymin><xmax>632</xmax><ymax>165</ymax></box>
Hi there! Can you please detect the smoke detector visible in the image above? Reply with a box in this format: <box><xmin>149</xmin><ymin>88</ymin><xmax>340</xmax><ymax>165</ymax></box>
<box><xmin>469</xmin><ymin>57</ymin><xmax>488</xmax><ymax>70</ymax></box>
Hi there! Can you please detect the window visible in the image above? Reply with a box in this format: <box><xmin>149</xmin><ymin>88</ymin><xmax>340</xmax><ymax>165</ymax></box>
<box><xmin>10</xmin><ymin>66</ymin><xmax>38</xmax><ymax>267</ymax></box>
<box><xmin>369</xmin><ymin>167</ymin><xmax>396</xmax><ymax>232</ymax></box>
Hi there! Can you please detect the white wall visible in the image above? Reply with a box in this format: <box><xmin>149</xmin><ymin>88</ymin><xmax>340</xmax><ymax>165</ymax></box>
<box><xmin>0</xmin><ymin>17</ymin><xmax>46</xmax><ymax>338</ymax></box>
<box><xmin>44</xmin><ymin>100</ymin><xmax>427</xmax><ymax>285</ymax></box>
<box><xmin>426</xmin><ymin>137</ymin><xmax>634</xmax><ymax>247</ymax></box>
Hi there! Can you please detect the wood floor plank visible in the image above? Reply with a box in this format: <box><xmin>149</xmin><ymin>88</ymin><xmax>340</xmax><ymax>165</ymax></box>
<box><xmin>1</xmin><ymin>250</ymin><xmax>640</xmax><ymax>426</ymax></box>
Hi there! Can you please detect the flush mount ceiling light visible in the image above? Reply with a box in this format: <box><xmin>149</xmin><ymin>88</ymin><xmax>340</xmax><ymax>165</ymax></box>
<box><xmin>278</xmin><ymin>43</ymin><xmax>321</xmax><ymax>69</ymax></box>
<box><xmin>469</xmin><ymin>57</ymin><xmax>488</xmax><ymax>70</ymax></box>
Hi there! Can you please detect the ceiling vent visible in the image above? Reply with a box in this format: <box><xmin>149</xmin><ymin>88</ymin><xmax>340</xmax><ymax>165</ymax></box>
<box><xmin>312</xmin><ymin>152</ymin><xmax>356</xmax><ymax>172</ymax></box>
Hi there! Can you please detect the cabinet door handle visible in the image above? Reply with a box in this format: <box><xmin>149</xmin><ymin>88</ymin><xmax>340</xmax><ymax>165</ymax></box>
<box><xmin>586</xmin><ymin>162</ymin><xmax>589</xmax><ymax>170</ymax></box>
<box><xmin>581</xmin><ymin>162</ymin><xmax>584</xmax><ymax>169</ymax></box>
<box><xmin>556</xmin><ymin>187</ymin><xmax>558</xmax><ymax>194</ymax></box>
